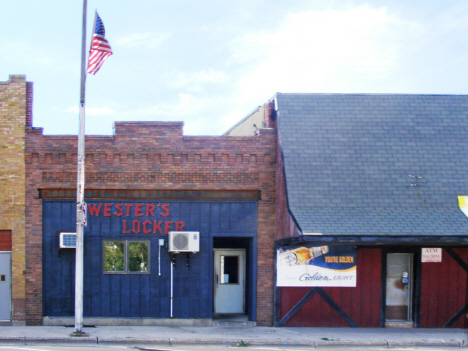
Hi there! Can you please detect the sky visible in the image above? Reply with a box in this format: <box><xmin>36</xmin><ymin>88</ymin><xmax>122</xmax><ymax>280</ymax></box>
<box><xmin>3</xmin><ymin>0</ymin><xmax>468</xmax><ymax>136</ymax></box>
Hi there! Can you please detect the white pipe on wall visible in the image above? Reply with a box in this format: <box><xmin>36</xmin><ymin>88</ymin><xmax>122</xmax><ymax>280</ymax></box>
<box><xmin>170</xmin><ymin>258</ymin><xmax>174</xmax><ymax>318</ymax></box>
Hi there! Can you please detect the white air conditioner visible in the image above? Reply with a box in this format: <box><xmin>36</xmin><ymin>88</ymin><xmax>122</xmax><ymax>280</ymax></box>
<box><xmin>59</xmin><ymin>232</ymin><xmax>77</xmax><ymax>249</ymax></box>
<box><xmin>168</xmin><ymin>231</ymin><xmax>199</xmax><ymax>253</ymax></box>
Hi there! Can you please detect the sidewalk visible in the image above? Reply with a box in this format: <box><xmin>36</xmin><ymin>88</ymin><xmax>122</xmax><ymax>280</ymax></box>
<box><xmin>0</xmin><ymin>325</ymin><xmax>467</xmax><ymax>348</ymax></box>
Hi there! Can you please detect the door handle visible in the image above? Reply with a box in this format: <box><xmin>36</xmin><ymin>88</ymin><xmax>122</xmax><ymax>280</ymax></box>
<box><xmin>216</xmin><ymin>274</ymin><xmax>219</xmax><ymax>288</ymax></box>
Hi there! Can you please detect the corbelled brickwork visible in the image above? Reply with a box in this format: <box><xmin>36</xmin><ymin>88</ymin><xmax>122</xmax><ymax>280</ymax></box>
<box><xmin>41</xmin><ymin>171</ymin><xmax>260</xmax><ymax>184</ymax></box>
<box><xmin>26</xmin><ymin>120</ymin><xmax>277</xmax><ymax>325</ymax></box>
<box><xmin>0</xmin><ymin>75</ymin><xmax>30</xmax><ymax>324</ymax></box>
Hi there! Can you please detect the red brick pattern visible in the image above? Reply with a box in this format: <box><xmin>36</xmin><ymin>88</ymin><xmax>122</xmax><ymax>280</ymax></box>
<box><xmin>264</xmin><ymin>101</ymin><xmax>276</xmax><ymax>129</ymax></box>
<box><xmin>42</xmin><ymin>171</ymin><xmax>260</xmax><ymax>184</ymax></box>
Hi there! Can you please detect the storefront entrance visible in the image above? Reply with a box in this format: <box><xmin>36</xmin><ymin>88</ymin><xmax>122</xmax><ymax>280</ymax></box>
<box><xmin>213</xmin><ymin>249</ymin><xmax>246</xmax><ymax>314</ymax></box>
<box><xmin>386</xmin><ymin>253</ymin><xmax>413</xmax><ymax>325</ymax></box>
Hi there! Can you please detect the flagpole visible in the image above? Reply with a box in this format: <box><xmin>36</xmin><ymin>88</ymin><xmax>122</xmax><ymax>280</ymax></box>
<box><xmin>73</xmin><ymin>0</ymin><xmax>88</xmax><ymax>336</ymax></box>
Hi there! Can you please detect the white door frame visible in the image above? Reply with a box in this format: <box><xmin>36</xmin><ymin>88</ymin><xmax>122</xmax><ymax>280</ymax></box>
<box><xmin>213</xmin><ymin>249</ymin><xmax>246</xmax><ymax>314</ymax></box>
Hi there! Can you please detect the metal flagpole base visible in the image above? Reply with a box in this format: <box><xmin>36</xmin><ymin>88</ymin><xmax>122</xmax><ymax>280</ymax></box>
<box><xmin>70</xmin><ymin>330</ymin><xmax>89</xmax><ymax>337</ymax></box>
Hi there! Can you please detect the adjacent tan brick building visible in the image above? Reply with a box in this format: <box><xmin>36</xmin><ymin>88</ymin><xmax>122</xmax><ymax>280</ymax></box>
<box><xmin>0</xmin><ymin>75</ymin><xmax>32</xmax><ymax>324</ymax></box>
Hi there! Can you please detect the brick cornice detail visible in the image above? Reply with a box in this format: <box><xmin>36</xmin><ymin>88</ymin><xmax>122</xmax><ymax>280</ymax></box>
<box><xmin>42</xmin><ymin>171</ymin><xmax>259</xmax><ymax>184</ymax></box>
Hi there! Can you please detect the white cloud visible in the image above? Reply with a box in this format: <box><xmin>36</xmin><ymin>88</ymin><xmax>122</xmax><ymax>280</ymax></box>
<box><xmin>67</xmin><ymin>106</ymin><xmax>115</xmax><ymax>116</ymax></box>
<box><xmin>228</xmin><ymin>5</ymin><xmax>423</xmax><ymax>98</ymax></box>
<box><xmin>137</xmin><ymin>93</ymin><xmax>206</xmax><ymax>116</ymax></box>
<box><xmin>1</xmin><ymin>41</ymin><xmax>67</xmax><ymax>69</ymax></box>
<box><xmin>115</xmin><ymin>32</ymin><xmax>171</xmax><ymax>49</ymax></box>
<box><xmin>168</xmin><ymin>69</ymin><xmax>228</xmax><ymax>91</ymax></box>
<box><xmin>131</xmin><ymin>93</ymin><xmax>234</xmax><ymax>135</ymax></box>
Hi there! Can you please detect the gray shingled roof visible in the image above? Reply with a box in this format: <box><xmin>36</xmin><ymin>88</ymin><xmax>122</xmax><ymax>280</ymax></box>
<box><xmin>276</xmin><ymin>93</ymin><xmax>468</xmax><ymax>236</ymax></box>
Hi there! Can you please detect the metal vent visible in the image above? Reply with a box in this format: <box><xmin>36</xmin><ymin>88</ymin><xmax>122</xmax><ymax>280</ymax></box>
<box><xmin>172</xmin><ymin>233</ymin><xmax>189</xmax><ymax>250</ymax></box>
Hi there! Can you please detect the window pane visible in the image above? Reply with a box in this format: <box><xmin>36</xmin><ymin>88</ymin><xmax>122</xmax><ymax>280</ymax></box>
<box><xmin>104</xmin><ymin>241</ymin><xmax>124</xmax><ymax>272</ymax></box>
<box><xmin>128</xmin><ymin>241</ymin><xmax>149</xmax><ymax>272</ymax></box>
<box><xmin>220</xmin><ymin>255</ymin><xmax>239</xmax><ymax>284</ymax></box>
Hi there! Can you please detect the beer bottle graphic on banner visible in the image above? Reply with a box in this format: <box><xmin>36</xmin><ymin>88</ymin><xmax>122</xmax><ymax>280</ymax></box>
<box><xmin>278</xmin><ymin>245</ymin><xmax>329</xmax><ymax>266</ymax></box>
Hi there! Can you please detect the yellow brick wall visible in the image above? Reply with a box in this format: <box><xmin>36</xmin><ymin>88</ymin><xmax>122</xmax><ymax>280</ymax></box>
<box><xmin>0</xmin><ymin>75</ymin><xmax>27</xmax><ymax>323</ymax></box>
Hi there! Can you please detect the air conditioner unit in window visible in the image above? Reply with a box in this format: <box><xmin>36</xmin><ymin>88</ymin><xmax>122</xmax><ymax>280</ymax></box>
<box><xmin>59</xmin><ymin>232</ymin><xmax>77</xmax><ymax>249</ymax></box>
<box><xmin>168</xmin><ymin>231</ymin><xmax>199</xmax><ymax>253</ymax></box>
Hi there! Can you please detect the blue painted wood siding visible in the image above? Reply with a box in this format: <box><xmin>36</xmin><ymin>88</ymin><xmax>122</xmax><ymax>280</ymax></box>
<box><xmin>42</xmin><ymin>200</ymin><xmax>257</xmax><ymax>318</ymax></box>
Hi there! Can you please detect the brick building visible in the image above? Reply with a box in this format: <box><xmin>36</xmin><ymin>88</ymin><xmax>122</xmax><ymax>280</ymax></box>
<box><xmin>0</xmin><ymin>75</ymin><xmax>32</xmax><ymax>325</ymax></box>
<box><xmin>2</xmin><ymin>75</ymin><xmax>279</xmax><ymax>326</ymax></box>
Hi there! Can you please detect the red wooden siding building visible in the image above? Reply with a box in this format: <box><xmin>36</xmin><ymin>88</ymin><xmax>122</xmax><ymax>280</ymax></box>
<box><xmin>269</xmin><ymin>93</ymin><xmax>468</xmax><ymax>328</ymax></box>
<box><xmin>420</xmin><ymin>248</ymin><xmax>468</xmax><ymax>328</ymax></box>
<box><xmin>279</xmin><ymin>248</ymin><xmax>382</xmax><ymax>327</ymax></box>
<box><xmin>276</xmin><ymin>245</ymin><xmax>468</xmax><ymax>328</ymax></box>
<box><xmin>229</xmin><ymin>93</ymin><xmax>468</xmax><ymax>328</ymax></box>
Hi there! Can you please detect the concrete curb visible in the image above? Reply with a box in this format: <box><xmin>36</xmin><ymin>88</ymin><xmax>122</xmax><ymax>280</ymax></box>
<box><xmin>0</xmin><ymin>337</ymin><xmax>463</xmax><ymax>348</ymax></box>
<box><xmin>386</xmin><ymin>340</ymin><xmax>464</xmax><ymax>348</ymax></box>
<box><xmin>0</xmin><ymin>338</ymin><xmax>465</xmax><ymax>348</ymax></box>
<box><xmin>98</xmin><ymin>337</ymin><xmax>170</xmax><ymax>346</ymax></box>
<box><xmin>0</xmin><ymin>326</ymin><xmax>466</xmax><ymax>348</ymax></box>
<box><xmin>0</xmin><ymin>336</ymin><xmax>26</xmax><ymax>344</ymax></box>
<box><xmin>315</xmin><ymin>340</ymin><xmax>388</xmax><ymax>348</ymax></box>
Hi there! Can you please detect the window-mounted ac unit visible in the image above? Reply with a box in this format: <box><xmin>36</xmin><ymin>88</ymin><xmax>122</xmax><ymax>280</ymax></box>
<box><xmin>168</xmin><ymin>231</ymin><xmax>199</xmax><ymax>253</ymax></box>
<box><xmin>59</xmin><ymin>232</ymin><xmax>77</xmax><ymax>249</ymax></box>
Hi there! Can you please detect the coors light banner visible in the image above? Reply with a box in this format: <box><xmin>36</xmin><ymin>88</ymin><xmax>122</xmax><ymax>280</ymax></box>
<box><xmin>276</xmin><ymin>245</ymin><xmax>357</xmax><ymax>287</ymax></box>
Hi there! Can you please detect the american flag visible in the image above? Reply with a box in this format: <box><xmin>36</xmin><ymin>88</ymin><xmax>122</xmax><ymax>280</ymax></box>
<box><xmin>87</xmin><ymin>14</ymin><xmax>112</xmax><ymax>75</ymax></box>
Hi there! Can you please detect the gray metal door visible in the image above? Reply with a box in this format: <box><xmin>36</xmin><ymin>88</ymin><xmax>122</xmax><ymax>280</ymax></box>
<box><xmin>214</xmin><ymin>249</ymin><xmax>245</xmax><ymax>314</ymax></box>
<box><xmin>0</xmin><ymin>252</ymin><xmax>11</xmax><ymax>321</ymax></box>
